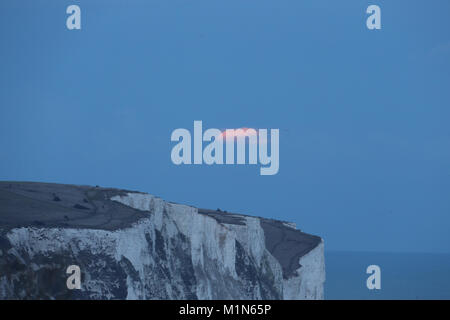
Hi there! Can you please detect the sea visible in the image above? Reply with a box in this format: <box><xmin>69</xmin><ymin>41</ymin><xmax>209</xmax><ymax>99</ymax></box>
<box><xmin>325</xmin><ymin>251</ymin><xmax>450</xmax><ymax>299</ymax></box>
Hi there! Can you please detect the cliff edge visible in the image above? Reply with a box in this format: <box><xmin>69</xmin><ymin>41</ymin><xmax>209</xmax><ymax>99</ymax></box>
<box><xmin>0</xmin><ymin>181</ymin><xmax>325</xmax><ymax>299</ymax></box>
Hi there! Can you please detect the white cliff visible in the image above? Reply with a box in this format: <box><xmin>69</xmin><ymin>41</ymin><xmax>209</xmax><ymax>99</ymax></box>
<box><xmin>0</xmin><ymin>182</ymin><xmax>325</xmax><ymax>299</ymax></box>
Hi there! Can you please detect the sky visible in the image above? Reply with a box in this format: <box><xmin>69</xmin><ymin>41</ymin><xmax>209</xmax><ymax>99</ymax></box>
<box><xmin>1</xmin><ymin>0</ymin><xmax>449</xmax><ymax>253</ymax></box>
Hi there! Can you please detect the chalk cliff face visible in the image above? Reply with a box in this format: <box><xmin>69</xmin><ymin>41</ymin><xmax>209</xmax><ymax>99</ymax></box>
<box><xmin>0</xmin><ymin>182</ymin><xmax>325</xmax><ymax>299</ymax></box>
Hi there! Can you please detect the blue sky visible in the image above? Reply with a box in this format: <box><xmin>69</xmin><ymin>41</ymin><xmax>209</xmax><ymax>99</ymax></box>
<box><xmin>1</xmin><ymin>0</ymin><xmax>449</xmax><ymax>253</ymax></box>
